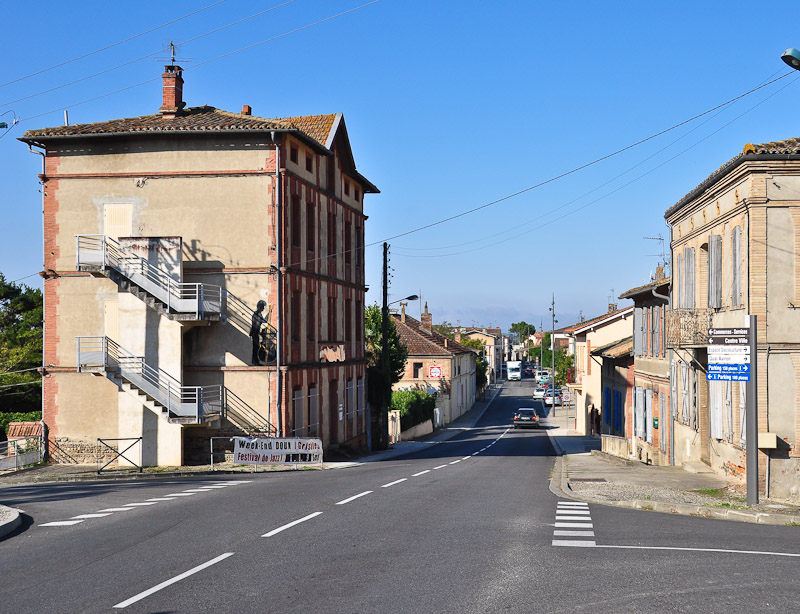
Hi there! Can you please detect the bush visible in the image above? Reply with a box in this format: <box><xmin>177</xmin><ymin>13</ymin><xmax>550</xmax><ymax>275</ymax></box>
<box><xmin>391</xmin><ymin>389</ymin><xmax>436</xmax><ymax>432</ymax></box>
<box><xmin>0</xmin><ymin>411</ymin><xmax>41</xmax><ymax>441</ymax></box>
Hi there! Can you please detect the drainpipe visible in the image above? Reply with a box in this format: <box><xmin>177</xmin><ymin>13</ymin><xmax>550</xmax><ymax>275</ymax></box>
<box><xmin>272</xmin><ymin>134</ymin><xmax>283</xmax><ymax>436</ymax></box>
<box><xmin>664</xmin><ymin>218</ymin><xmax>675</xmax><ymax>466</ymax></box>
<box><xmin>29</xmin><ymin>144</ymin><xmax>47</xmax><ymax>456</ymax></box>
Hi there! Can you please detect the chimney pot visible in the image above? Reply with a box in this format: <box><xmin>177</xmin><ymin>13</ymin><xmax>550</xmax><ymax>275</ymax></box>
<box><xmin>242</xmin><ymin>105</ymin><xmax>252</xmax><ymax>116</ymax></box>
<box><xmin>159</xmin><ymin>65</ymin><xmax>185</xmax><ymax>118</ymax></box>
<box><xmin>420</xmin><ymin>301</ymin><xmax>432</xmax><ymax>332</ymax></box>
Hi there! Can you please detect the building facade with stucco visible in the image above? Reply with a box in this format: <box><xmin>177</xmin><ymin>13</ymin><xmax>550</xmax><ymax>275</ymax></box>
<box><xmin>21</xmin><ymin>65</ymin><xmax>377</xmax><ymax>465</ymax></box>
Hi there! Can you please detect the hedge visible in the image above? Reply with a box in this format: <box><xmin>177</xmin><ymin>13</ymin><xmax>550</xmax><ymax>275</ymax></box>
<box><xmin>390</xmin><ymin>389</ymin><xmax>436</xmax><ymax>432</ymax></box>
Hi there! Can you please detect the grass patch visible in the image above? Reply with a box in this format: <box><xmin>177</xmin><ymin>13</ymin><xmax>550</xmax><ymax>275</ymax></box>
<box><xmin>709</xmin><ymin>502</ymin><xmax>747</xmax><ymax>510</ymax></box>
<box><xmin>692</xmin><ymin>488</ymin><xmax>727</xmax><ymax>498</ymax></box>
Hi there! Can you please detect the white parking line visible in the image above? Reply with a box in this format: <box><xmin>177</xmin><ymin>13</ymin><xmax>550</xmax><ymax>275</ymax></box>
<box><xmin>262</xmin><ymin>512</ymin><xmax>323</xmax><ymax>537</ymax></box>
<box><xmin>553</xmin><ymin>540</ymin><xmax>596</xmax><ymax>547</ymax></box>
<box><xmin>40</xmin><ymin>520</ymin><xmax>84</xmax><ymax>527</ymax></box>
<box><xmin>412</xmin><ymin>470</ymin><xmax>431</xmax><ymax>477</ymax></box>
<box><xmin>381</xmin><ymin>478</ymin><xmax>407</xmax><ymax>488</ymax></box>
<box><xmin>336</xmin><ymin>491</ymin><xmax>373</xmax><ymax>505</ymax></box>
<box><xmin>113</xmin><ymin>552</ymin><xmax>235</xmax><ymax>608</ymax></box>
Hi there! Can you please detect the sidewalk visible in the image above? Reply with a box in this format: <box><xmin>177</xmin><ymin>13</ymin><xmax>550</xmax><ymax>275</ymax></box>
<box><xmin>545</xmin><ymin>404</ymin><xmax>800</xmax><ymax>526</ymax></box>
<box><xmin>0</xmin><ymin>386</ymin><xmax>503</xmax><ymax>538</ymax></box>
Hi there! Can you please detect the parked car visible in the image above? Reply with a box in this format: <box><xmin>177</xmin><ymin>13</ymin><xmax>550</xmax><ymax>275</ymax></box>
<box><xmin>533</xmin><ymin>387</ymin><xmax>547</xmax><ymax>400</ymax></box>
<box><xmin>544</xmin><ymin>392</ymin><xmax>562</xmax><ymax>406</ymax></box>
<box><xmin>513</xmin><ymin>408</ymin><xmax>540</xmax><ymax>429</ymax></box>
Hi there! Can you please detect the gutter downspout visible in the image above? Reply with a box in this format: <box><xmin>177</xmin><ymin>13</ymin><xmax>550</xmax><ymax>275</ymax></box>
<box><xmin>272</xmin><ymin>134</ymin><xmax>283</xmax><ymax>436</ymax></box>
<box><xmin>28</xmin><ymin>144</ymin><xmax>47</xmax><ymax>457</ymax></box>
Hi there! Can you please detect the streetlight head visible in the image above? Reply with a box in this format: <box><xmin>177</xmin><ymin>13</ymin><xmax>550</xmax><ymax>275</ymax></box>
<box><xmin>405</xmin><ymin>294</ymin><xmax>419</xmax><ymax>301</ymax></box>
<box><xmin>781</xmin><ymin>48</ymin><xmax>800</xmax><ymax>70</ymax></box>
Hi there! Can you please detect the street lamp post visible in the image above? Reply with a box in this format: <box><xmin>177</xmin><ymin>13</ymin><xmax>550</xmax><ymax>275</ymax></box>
<box><xmin>549</xmin><ymin>295</ymin><xmax>557</xmax><ymax>417</ymax></box>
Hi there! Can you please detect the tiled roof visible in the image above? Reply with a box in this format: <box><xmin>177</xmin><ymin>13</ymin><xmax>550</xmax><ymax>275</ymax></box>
<box><xmin>562</xmin><ymin>306</ymin><xmax>633</xmax><ymax>333</ymax></box>
<box><xmin>666</xmin><ymin>137</ymin><xmax>800</xmax><ymax>219</ymax></box>
<box><xmin>591</xmin><ymin>336</ymin><xmax>633</xmax><ymax>359</ymax></box>
<box><xmin>392</xmin><ymin>313</ymin><xmax>474</xmax><ymax>357</ymax></box>
<box><xmin>21</xmin><ymin>106</ymin><xmax>336</xmax><ymax>150</ymax></box>
<box><xmin>619</xmin><ymin>277</ymin><xmax>670</xmax><ymax>300</ymax></box>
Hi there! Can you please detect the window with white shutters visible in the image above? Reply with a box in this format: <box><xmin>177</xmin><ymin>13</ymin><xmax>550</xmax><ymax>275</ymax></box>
<box><xmin>633</xmin><ymin>307</ymin><xmax>644</xmax><ymax>356</ymax></box>
<box><xmin>670</xmin><ymin>358</ymin><xmax>678</xmax><ymax>419</ymax></box>
<box><xmin>660</xmin><ymin>395</ymin><xmax>667</xmax><ymax>452</ymax></box>
<box><xmin>675</xmin><ymin>252</ymin><xmax>683</xmax><ymax>308</ymax></box>
<box><xmin>690</xmin><ymin>368</ymin><xmax>698</xmax><ymax>431</ymax></box>
<box><xmin>731</xmin><ymin>226</ymin><xmax>742</xmax><ymax>307</ymax></box>
<box><xmin>709</xmin><ymin>234</ymin><xmax>722</xmax><ymax>309</ymax></box>
<box><xmin>709</xmin><ymin>381</ymin><xmax>723</xmax><ymax>440</ymax></box>
<box><xmin>684</xmin><ymin>247</ymin><xmax>695</xmax><ymax>308</ymax></box>
<box><xmin>681</xmin><ymin>361</ymin><xmax>689</xmax><ymax>425</ymax></box>
<box><xmin>635</xmin><ymin>386</ymin><xmax>645</xmax><ymax>439</ymax></box>
<box><xmin>645</xmin><ymin>388</ymin><xmax>653</xmax><ymax>443</ymax></box>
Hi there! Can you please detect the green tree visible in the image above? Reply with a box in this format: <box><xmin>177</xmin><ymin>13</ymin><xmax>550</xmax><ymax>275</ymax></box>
<box><xmin>459</xmin><ymin>337</ymin><xmax>488</xmax><ymax>392</ymax></box>
<box><xmin>390</xmin><ymin>389</ymin><xmax>436</xmax><ymax>431</ymax></box>
<box><xmin>531</xmin><ymin>332</ymin><xmax>573</xmax><ymax>386</ymax></box>
<box><xmin>0</xmin><ymin>274</ymin><xmax>43</xmax><ymax>415</ymax></box>
<box><xmin>433</xmin><ymin>320</ymin><xmax>455</xmax><ymax>340</ymax></box>
<box><xmin>364</xmin><ymin>303</ymin><xmax>408</xmax><ymax>410</ymax></box>
<box><xmin>510</xmin><ymin>321</ymin><xmax>536</xmax><ymax>345</ymax></box>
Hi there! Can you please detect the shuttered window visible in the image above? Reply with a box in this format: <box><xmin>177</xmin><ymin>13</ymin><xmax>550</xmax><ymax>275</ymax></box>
<box><xmin>660</xmin><ymin>395</ymin><xmax>667</xmax><ymax>452</ymax></box>
<box><xmin>308</xmin><ymin>386</ymin><xmax>319</xmax><ymax>437</ymax></box>
<box><xmin>690</xmin><ymin>367</ymin><xmax>698</xmax><ymax>431</ymax></box>
<box><xmin>709</xmin><ymin>234</ymin><xmax>722</xmax><ymax>309</ymax></box>
<box><xmin>731</xmin><ymin>226</ymin><xmax>742</xmax><ymax>307</ymax></box>
<box><xmin>675</xmin><ymin>252</ymin><xmax>683</xmax><ymax>308</ymax></box>
<box><xmin>633</xmin><ymin>307</ymin><xmax>644</xmax><ymax>356</ymax></box>
<box><xmin>645</xmin><ymin>388</ymin><xmax>653</xmax><ymax>443</ymax></box>
<box><xmin>709</xmin><ymin>381</ymin><xmax>724</xmax><ymax>439</ymax></box>
<box><xmin>684</xmin><ymin>247</ymin><xmax>695</xmax><ymax>308</ymax></box>
<box><xmin>681</xmin><ymin>361</ymin><xmax>689</xmax><ymax>425</ymax></box>
<box><xmin>670</xmin><ymin>358</ymin><xmax>678</xmax><ymax>419</ymax></box>
<box><xmin>635</xmin><ymin>386</ymin><xmax>645</xmax><ymax>439</ymax></box>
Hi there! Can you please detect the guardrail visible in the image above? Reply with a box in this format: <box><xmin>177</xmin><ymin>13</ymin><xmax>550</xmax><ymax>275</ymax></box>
<box><xmin>76</xmin><ymin>336</ymin><xmax>222</xmax><ymax>422</ymax></box>
<box><xmin>76</xmin><ymin>234</ymin><xmax>222</xmax><ymax>319</ymax></box>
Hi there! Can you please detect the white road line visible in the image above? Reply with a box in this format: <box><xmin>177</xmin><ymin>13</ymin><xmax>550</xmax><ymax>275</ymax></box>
<box><xmin>554</xmin><ymin>522</ymin><xmax>594</xmax><ymax>528</ymax></box>
<box><xmin>146</xmin><ymin>498</ymin><xmax>175</xmax><ymax>502</ymax></box>
<box><xmin>123</xmin><ymin>502</ymin><xmax>159</xmax><ymax>507</ymax></box>
<box><xmin>412</xmin><ymin>470</ymin><xmax>431</xmax><ymax>477</ymax></box>
<box><xmin>40</xmin><ymin>520</ymin><xmax>84</xmax><ymax>527</ymax></box>
<box><xmin>471</xmin><ymin>452</ymin><xmax>479</xmax><ymax>456</ymax></box>
<box><xmin>198</xmin><ymin>485</ymin><xmax>228</xmax><ymax>489</ymax></box>
<box><xmin>553</xmin><ymin>540</ymin><xmax>596</xmax><ymax>547</ymax></box>
<box><xmin>433</xmin><ymin>465</ymin><xmax>447</xmax><ymax>470</ymax></box>
<box><xmin>554</xmin><ymin>530</ymin><xmax>595</xmax><ymax>537</ymax></box>
<box><xmin>71</xmin><ymin>513</ymin><xmax>113</xmax><ymax>519</ymax></box>
<box><xmin>462</xmin><ymin>456</ymin><xmax>471</xmax><ymax>460</ymax></box>
<box><xmin>556</xmin><ymin>511</ymin><xmax>591</xmax><ymax>516</ymax></box>
<box><xmin>262</xmin><ymin>512</ymin><xmax>323</xmax><ymax>537</ymax></box>
<box><xmin>449</xmin><ymin>460</ymin><xmax>461</xmax><ymax>465</ymax></box>
<box><xmin>336</xmin><ymin>491</ymin><xmax>373</xmax><ymax>505</ymax></box>
<box><xmin>558</xmin><ymin>502</ymin><xmax>589</xmax><ymax>507</ymax></box>
<box><xmin>113</xmin><ymin>552</ymin><xmax>235</xmax><ymax>609</ymax></box>
<box><xmin>595</xmin><ymin>544</ymin><xmax>800</xmax><ymax>558</ymax></box>
<box><xmin>381</xmin><ymin>478</ymin><xmax>408</xmax><ymax>488</ymax></box>
<box><xmin>182</xmin><ymin>489</ymin><xmax>210</xmax><ymax>493</ymax></box>
<box><xmin>480</xmin><ymin>448</ymin><xmax>487</xmax><ymax>451</ymax></box>
<box><xmin>97</xmin><ymin>508</ymin><xmax>133</xmax><ymax>512</ymax></box>
<box><xmin>165</xmin><ymin>493</ymin><xmax>196</xmax><ymax>497</ymax></box>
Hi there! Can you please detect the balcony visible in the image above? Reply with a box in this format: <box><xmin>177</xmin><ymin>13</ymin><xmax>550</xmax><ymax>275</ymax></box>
<box><xmin>666</xmin><ymin>308</ymin><xmax>710</xmax><ymax>348</ymax></box>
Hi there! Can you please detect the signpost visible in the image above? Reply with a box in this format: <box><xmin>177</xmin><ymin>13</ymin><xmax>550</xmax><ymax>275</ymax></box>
<box><xmin>707</xmin><ymin>318</ymin><xmax>757</xmax><ymax>504</ymax></box>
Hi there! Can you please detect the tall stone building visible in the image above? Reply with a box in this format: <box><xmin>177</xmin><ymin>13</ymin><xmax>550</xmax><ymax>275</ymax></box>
<box><xmin>21</xmin><ymin>65</ymin><xmax>377</xmax><ymax>465</ymax></box>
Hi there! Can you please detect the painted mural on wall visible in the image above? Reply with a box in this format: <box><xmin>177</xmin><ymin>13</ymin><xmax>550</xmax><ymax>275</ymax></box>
<box><xmin>251</xmin><ymin>300</ymin><xmax>277</xmax><ymax>366</ymax></box>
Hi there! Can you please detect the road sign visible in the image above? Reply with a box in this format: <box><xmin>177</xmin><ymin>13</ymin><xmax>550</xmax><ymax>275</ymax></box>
<box><xmin>429</xmin><ymin>365</ymin><xmax>443</xmax><ymax>378</ymax></box>
<box><xmin>707</xmin><ymin>345</ymin><xmax>750</xmax><ymax>354</ymax></box>
<box><xmin>707</xmin><ymin>335</ymin><xmax>749</xmax><ymax>345</ymax></box>
<box><xmin>708</xmin><ymin>327</ymin><xmax>749</xmax><ymax>336</ymax></box>
<box><xmin>707</xmin><ymin>353</ymin><xmax>750</xmax><ymax>364</ymax></box>
<box><xmin>708</xmin><ymin>364</ymin><xmax>750</xmax><ymax>373</ymax></box>
<box><xmin>707</xmin><ymin>373</ymin><xmax>750</xmax><ymax>382</ymax></box>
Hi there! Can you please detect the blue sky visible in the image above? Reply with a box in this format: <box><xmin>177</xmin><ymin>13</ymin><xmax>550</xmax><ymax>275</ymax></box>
<box><xmin>3</xmin><ymin>1</ymin><xmax>800</xmax><ymax>331</ymax></box>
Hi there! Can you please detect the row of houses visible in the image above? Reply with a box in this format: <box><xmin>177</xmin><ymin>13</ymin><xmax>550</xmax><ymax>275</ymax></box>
<box><xmin>561</xmin><ymin>137</ymin><xmax>800</xmax><ymax>503</ymax></box>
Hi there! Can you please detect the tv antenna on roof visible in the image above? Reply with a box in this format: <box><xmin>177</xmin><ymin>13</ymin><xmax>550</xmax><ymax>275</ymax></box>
<box><xmin>156</xmin><ymin>41</ymin><xmax>193</xmax><ymax>65</ymax></box>
<box><xmin>644</xmin><ymin>234</ymin><xmax>669</xmax><ymax>273</ymax></box>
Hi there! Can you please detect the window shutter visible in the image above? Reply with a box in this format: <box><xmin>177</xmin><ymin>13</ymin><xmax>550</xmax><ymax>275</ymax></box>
<box><xmin>709</xmin><ymin>381</ymin><xmax>724</xmax><ymax>439</ymax></box>
<box><xmin>660</xmin><ymin>395</ymin><xmax>667</xmax><ymax>452</ymax></box>
<box><xmin>633</xmin><ymin>307</ymin><xmax>644</xmax><ymax>356</ymax></box>
<box><xmin>690</xmin><ymin>367</ymin><xmax>698</xmax><ymax>431</ymax></box>
<box><xmin>635</xmin><ymin>386</ymin><xmax>645</xmax><ymax>439</ymax></box>
<box><xmin>645</xmin><ymin>388</ymin><xmax>653</xmax><ymax>443</ymax></box>
<box><xmin>725</xmin><ymin>380</ymin><xmax>733</xmax><ymax>443</ymax></box>
<box><xmin>709</xmin><ymin>234</ymin><xmax>722</xmax><ymax>309</ymax></box>
<box><xmin>675</xmin><ymin>252</ymin><xmax>683</xmax><ymax>308</ymax></box>
<box><xmin>670</xmin><ymin>358</ymin><xmax>678</xmax><ymax>419</ymax></box>
<box><xmin>685</xmin><ymin>247</ymin><xmax>695</xmax><ymax>308</ymax></box>
<box><xmin>732</xmin><ymin>226</ymin><xmax>741</xmax><ymax>307</ymax></box>
<box><xmin>681</xmin><ymin>361</ymin><xmax>689</xmax><ymax>425</ymax></box>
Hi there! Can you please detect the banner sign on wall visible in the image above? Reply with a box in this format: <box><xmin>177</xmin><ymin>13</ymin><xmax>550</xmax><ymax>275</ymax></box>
<box><xmin>233</xmin><ymin>437</ymin><xmax>323</xmax><ymax>466</ymax></box>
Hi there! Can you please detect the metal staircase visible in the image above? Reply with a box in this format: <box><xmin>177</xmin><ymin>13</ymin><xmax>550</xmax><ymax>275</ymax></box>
<box><xmin>76</xmin><ymin>234</ymin><xmax>222</xmax><ymax>321</ymax></box>
<box><xmin>77</xmin><ymin>336</ymin><xmax>222</xmax><ymax>424</ymax></box>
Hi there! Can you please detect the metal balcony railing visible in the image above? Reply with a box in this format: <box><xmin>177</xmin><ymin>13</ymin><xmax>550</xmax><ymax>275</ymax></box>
<box><xmin>76</xmin><ymin>336</ymin><xmax>222</xmax><ymax>423</ymax></box>
<box><xmin>76</xmin><ymin>234</ymin><xmax>222</xmax><ymax>319</ymax></box>
<box><xmin>665</xmin><ymin>308</ymin><xmax>710</xmax><ymax>349</ymax></box>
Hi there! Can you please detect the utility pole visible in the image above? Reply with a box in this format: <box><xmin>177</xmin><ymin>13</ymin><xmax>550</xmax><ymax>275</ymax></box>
<box><xmin>378</xmin><ymin>242</ymin><xmax>390</xmax><ymax>450</ymax></box>
<box><xmin>539</xmin><ymin>318</ymin><xmax>543</xmax><ymax>368</ymax></box>
<box><xmin>550</xmin><ymin>295</ymin><xmax>556</xmax><ymax>416</ymax></box>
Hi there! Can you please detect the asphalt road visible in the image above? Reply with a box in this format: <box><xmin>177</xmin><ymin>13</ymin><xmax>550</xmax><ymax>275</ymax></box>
<box><xmin>2</xmin><ymin>380</ymin><xmax>799</xmax><ymax>613</ymax></box>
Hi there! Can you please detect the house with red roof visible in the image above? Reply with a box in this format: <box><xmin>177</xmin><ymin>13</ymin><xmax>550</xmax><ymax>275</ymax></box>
<box><xmin>20</xmin><ymin>64</ymin><xmax>377</xmax><ymax>465</ymax></box>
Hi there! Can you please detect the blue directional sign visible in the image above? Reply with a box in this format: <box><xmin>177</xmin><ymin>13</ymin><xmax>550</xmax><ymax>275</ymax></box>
<box><xmin>707</xmin><ymin>364</ymin><xmax>750</xmax><ymax>374</ymax></box>
<box><xmin>707</xmin><ymin>373</ymin><xmax>750</xmax><ymax>382</ymax></box>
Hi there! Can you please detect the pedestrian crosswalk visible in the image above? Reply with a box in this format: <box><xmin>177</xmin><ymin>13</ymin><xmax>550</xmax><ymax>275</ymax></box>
<box><xmin>552</xmin><ymin>501</ymin><xmax>596</xmax><ymax>547</ymax></box>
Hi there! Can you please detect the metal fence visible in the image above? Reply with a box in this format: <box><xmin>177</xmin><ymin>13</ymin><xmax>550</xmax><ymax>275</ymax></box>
<box><xmin>0</xmin><ymin>436</ymin><xmax>44</xmax><ymax>472</ymax></box>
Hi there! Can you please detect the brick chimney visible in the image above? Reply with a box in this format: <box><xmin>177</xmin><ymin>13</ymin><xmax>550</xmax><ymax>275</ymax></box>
<box><xmin>400</xmin><ymin>303</ymin><xmax>406</xmax><ymax>323</ymax></box>
<box><xmin>242</xmin><ymin>105</ymin><xmax>252</xmax><ymax>116</ymax></box>
<box><xmin>655</xmin><ymin>265</ymin><xmax>665</xmax><ymax>281</ymax></box>
<box><xmin>159</xmin><ymin>65</ymin><xmax>185</xmax><ymax>118</ymax></box>
<box><xmin>455</xmin><ymin>332</ymin><xmax>462</xmax><ymax>343</ymax></box>
<box><xmin>420</xmin><ymin>302</ymin><xmax>432</xmax><ymax>332</ymax></box>
<box><xmin>608</xmin><ymin>303</ymin><xmax>617</xmax><ymax>313</ymax></box>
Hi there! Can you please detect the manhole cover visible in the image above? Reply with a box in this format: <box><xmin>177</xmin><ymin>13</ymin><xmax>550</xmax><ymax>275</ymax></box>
<box><xmin>570</xmin><ymin>478</ymin><xmax>607</xmax><ymax>483</ymax></box>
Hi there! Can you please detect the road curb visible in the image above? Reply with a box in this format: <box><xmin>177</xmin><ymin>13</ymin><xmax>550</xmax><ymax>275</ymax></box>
<box><xmin>0</xmin><ymin>505</ymin><xmax>21</xmax><ymax>539</ymax></box>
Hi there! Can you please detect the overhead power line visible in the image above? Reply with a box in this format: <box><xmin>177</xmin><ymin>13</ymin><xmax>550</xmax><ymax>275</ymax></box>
<box><xmin>0</xmin><ymin>0</ymin><xmax>228</xmax><ymax>90</ymax></box>
<box><xmin>367</xmin><ymin>71</ymin><xmax>794</xmax><ymax>248</ymax></box>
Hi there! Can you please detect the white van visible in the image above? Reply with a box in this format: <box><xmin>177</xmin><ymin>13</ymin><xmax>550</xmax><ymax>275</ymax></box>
<box><xmin>507</xmin><ymin>361</ymin><xmax>522</xmax><ymax>381</ymax></box>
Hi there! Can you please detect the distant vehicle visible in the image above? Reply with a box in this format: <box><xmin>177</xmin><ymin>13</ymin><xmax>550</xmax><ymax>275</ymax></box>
<box><xmin>507</xmin><ymin>361</ymin><xmax>522</xmax><ymax>381</ymax></box>
<box><xmin>533</xmin><ymin>387</ymin><xmax>547</xmax><ymax>400</ymax></box>
<box><xmin>524</xmin><ymin>366</ymin><xmax>534</xmax><ymax>376</ymax></box>
<box><xmin>544</xmin><ymin>391</ymin><xmax>562</xmax><ymax>406</ymax></box>
<box><xmin>513</xmin><ymin>408</ymin><xmax>540</xmax><ymax>429</ymax></box>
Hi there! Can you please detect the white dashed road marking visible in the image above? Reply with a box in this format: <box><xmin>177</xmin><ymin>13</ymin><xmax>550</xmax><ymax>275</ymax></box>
<box><xmin>262</xmin><ymin>512</ymin><xmax>323</xmax><ymax>537</ymax></box>
<box><xmin>433</xmin><ymin>465</ymin><xmax>447</xmax><ymax>470</ymax></box>
<box><xmin>412</xmin><ymin>470</ymin><xmax>430</xmax><ymax>477</ymax></box>
<box><xmin>553</xmin><ymin>502</ymin><xmax>595</xmax><ymax>547</ymax></box>
<box><xmin>336</xmin><ymin>491</ymin><xmax>372</xmax><ymax>505</ymax></box>
<box><xmin>381</xmin><ymin>478</ymin><xmax>407</xmax><ymax>488</ymax></box>
<box><xmin>39</xmin><ymin>520</ymin><xmax>84</xmax><ymax>527</ymax></box>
